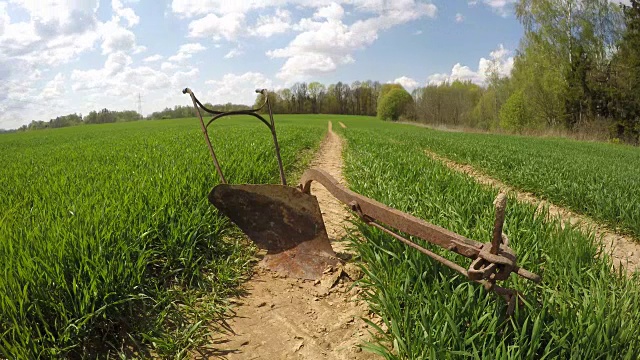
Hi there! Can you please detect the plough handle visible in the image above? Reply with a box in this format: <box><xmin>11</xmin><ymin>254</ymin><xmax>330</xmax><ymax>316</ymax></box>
<box><xmin>300</xmin><ymin>168</ymin><xmax>482</xmax><ymax>258</ymax></box>
<box><xmin>299</xmin><ymin>168</ymin><xmax>541</xmax><ymax>313</ymax></box>
<box><xmin>182</xmin><ymin>87</ymin><xmax>287</xmax><ymax>186</ymax></box>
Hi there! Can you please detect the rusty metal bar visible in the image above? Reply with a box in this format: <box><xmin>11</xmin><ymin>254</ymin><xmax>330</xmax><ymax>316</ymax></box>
<box><xmin>299</xmin><ymin>168</ymin><xmax>541</xmax><ymax>312</ymax></box>
<box><xmin>300</xmin><ymin>168</ymin><xmax>483</xmax><ymax>259</ymax></box>
<box><xmin>367</xmin><ymin>220</ymin><xmax>470</xmax><ymax>277</ymax></box>
<box><xmin>263</xmin><ymin>90</ymin><xmax>287</xmax><ymax>186</ymax></box>
<box><xmin>492</xmin><ymin>193</ymin><xmax>507</xmax><ymax>255</ymax></box>
<box><xmin>183</xmin><ymin>88</ymin><xmax>227</xmax><ymax>184</ymax></box>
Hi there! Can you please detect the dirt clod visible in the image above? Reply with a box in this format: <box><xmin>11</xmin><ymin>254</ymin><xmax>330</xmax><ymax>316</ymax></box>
<box><xmin>293</xmin><ymin>340</ymin><xmax>304</xmax><ymax>353</ymax></box>
<box><xmin>344</xmin><ymin>263</ymin><xmax>364</xmax><ymax>281</ymax></box>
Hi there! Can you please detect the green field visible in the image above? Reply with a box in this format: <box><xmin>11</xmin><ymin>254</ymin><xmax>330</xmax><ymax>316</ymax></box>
<box><xmin>412</xmin><ymin>126</ymin><xmax>639</xmax><ymax>239</ymax></box>
<box><xmin>0</xmin><ymin>117</ymin><xmax>327</xmax><ymax>357</ymax></box>
<box><xmin>336</xmin><ymin>119</ymin><xmax>640</xmax><ymax>359</ymax></box>
<box><xmin>2</xmin><ymin>115</ymin><xmax>640</xmax><ymax>358</ymax></box>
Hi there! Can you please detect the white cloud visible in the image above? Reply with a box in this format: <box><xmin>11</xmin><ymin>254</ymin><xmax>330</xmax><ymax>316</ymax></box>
<box><xmin>267</xmin><ymin>1</ymin><xmax>437</xmax><ymax>82</ymax></box>
<box><xmin>314</xmin><ymin>3</ymin><xmax>345</xmax><ymax>21</ymax></box>
<box><xmin>171</xmin><ymin>0</ymin><xmax>276</xmax><ymax>18</ymax></box>
<box><xmin>71</xmin><ymin>60</ymin><xmax>174</xmax><ymax>99</ymax></box>
<box><xmin>427</xmin><ymin>44</ymin><xmax>514</xmax><ymax>85</ymax></box>
<box><xmin>205</xmin><ymin>72</ymin><xmax>273</xmax><ymax>105</ymax></box>
<box><xmin>99</xmin><ymin>1</ymin><xmax>142</xmax><ymax>54</ymax></box>
<box><xmin>224</xmin><ymin>46</ymin><xmax>244</xmax><ymax>59</ymax></box>
<box><xmin>167</xmin><ymin>42</ymin><xmax>206</xmax><ymax>62</ymax></box>
<box><xmin>104</xmin><ymin>51</ymin><xmax>132</xmax><ymax>75</ymax></box>
<box><xmin>0</xmin><ymin>0</ymin><xmax>106</xmax><ymax>127</ymax></box>
<box><xmin>40</xmin><ymin>73</ymin><xmax>66</xmax><ymax>100</ymax></box>
<box><xmin>0</xmin><ymin>0</ymin><xmax>159</xmax><ymax>128</ymax></box>
<box><xmin>188</xmin><ymin>12</ymin><xmax>246</xmax><ymax>41</ymax></box>
<box><xmin>414</xmin><ymin>30</ymin><xmax>423</xmax><ymax>35</ymax></box>
<box><xmin>178</xmin><ymin>42</ymin><xmax>206</xmax><ymax>53</ymax></box>
<box><xmin>489</xmin><ymin>44</ymin><xmax>509</xmax><ymax>60</ymax></box>
<box><xmin>481</xmin><ymin>0</ymin><xmax>516</xmax><ymax>16</ymax></box>
<box><xmin>172</xmin><ymin>0</ymin><xmax>437</xmax><ymax>83</ymax></box>
<box><xmin>143</xmin><ymin>54</ymin><xmax>163</xmax><ymax>62</ymax></box>
<box><xmin>100</xmin><ymin>21</ymin><xmax>137</xmax><ymax>54</ymax></box>
<box><xmin>112</xmin><ymin>0</ymin><xmax>140</xmax><ymax>27</ymax></box>
<box><xmin>251</xmin><ymin>8</ymin><xmax>292</xmax><ymax>37</ymax></box>
<box><xmin>161</xmin><ymin>61</ymin><xmax>179</xmax><ymax>71</ymax></box>
<box><xmin>171</xmin><ymin>68</ymin><xmax>199</xmax><ymax>88</ymax></box>
<box><xmin>0</xmin><ymin>1</ymin><xmax>102</xmax><ymax>65</ymax></box>
<box><xmin>391</xmin><ymin>76</ymin><xmax>418</xmax><ymax>90</ymax></box>
<box><xmin>10</xmin><ymin>0</ymin><xmax>100</xmax><ymax>36</ymax></box>
<box><xmin>0</xmin><ymin>3</ymin><xmax>9</xmax><ymax>37</ymax></box>
<box><xmin>455</xmin><ymin>13</ymin><xmax>465</xmax><ymax>23</ymax></box>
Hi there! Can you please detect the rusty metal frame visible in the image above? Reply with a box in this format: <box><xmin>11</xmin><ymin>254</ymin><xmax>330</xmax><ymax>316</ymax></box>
<box><xmin>182</xmin><ymin>88</ymin><xmax>287</xmax><ymax>185</ymax></box>
<box><xmin>183</xmin><ymin>86</ymin><xmax>541</xmax><ymax>313</ymax></box>
<box><xmin>300</xmin><ymin>169</ymin><xmax>541</xmax><ymax>313</ymax></box>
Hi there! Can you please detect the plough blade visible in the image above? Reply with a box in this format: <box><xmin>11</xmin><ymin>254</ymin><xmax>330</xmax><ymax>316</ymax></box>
<box><xmin>209</xmin><ymin>184</ymin><xmax>339</xmax><ymax>280</ymax></box>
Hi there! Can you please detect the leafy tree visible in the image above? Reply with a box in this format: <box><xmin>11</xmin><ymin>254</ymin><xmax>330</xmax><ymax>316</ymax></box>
<box><xmin>308</xmin><ymin>82</ymin><xmax>326</xmax><ymax>114</ymax></box>
<box><xmin>379</xmin><ymin>83</ymin><xmax>404</xmax><ymax>100</ymax></box>
<box><xmin>609</xmin><ymin>0</ymin><xmax>640</xmax><ymax>143</ymax></box>
<box><xmin>514</xmin><ymin>0</ymin><xmax>623</xmax><ymax>129</ymax></box>
<box><xmin>253</xmin><ymin>91</ymin><xmax>282</xmax><ymax>114</ymax></box>
<box><xmin>377</xmin><ymin>87</ymin><xmax>414</xmax><ymax>121</ymax></box>
<box><xmin>414</xmin><ymin>81</ymin><xmax>482</xmax><ymax>126</ymax></box>
<box><xmin>500</xmin><ymin>89</ymin><xmax>530</xmax><ymax>132</ymax></box>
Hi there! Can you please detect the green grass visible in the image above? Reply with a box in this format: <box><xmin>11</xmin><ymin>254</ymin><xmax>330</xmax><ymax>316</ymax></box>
<box><xmin>0</xmin><ymin>116</ymin><xmax>327</xmax><ymax>358</ymax></box>
<box><xmin>394</xmin><ymin>123</ymin><xmax>640</xmax><ymax>239</ymax></box>
<box><xmin>336</xmin><ymin>119</ymin><xmax>640</xmax><ymax>359</ymax></box>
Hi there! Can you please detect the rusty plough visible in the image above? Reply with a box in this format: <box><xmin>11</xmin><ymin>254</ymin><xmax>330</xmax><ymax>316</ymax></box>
<box><xmin>183</xmin><ymin>87</ymin><xmax>541</xmax><ymax>313</ymax></box>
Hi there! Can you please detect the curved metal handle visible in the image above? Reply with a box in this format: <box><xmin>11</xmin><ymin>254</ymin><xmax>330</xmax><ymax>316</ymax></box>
<box><xmin>183</xmin><ymin>87</ymin><xmax>287</xmax><ymax>185</ymax></box>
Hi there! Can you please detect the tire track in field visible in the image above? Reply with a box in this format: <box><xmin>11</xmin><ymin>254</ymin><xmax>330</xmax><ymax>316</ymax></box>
<box><xmin>197</xmin><ymin>121</ymin><xmax>378</xmax><ymax>360</ymax></box>
<box><xmin>424</xmin><ymin>149</ymin><xmax>640</xmax><ymax>273</ymax></box>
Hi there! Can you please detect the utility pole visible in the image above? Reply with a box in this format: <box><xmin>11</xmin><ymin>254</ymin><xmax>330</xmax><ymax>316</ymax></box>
<box><xmin>137</xmin><ymin>93</ymin><xmax>142</xmax><ymax>119</ymax></box>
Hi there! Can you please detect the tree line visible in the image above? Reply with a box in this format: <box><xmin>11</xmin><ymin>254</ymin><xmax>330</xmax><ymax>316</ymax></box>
<box><xmin>253</xmin><ymin>81</ymin><xmax>385</xmax><ymax>116</ymax></box>
<box><xmin>147</xmin><ymin>103</ymin><xmax>251</xmax><ymax>120</ymax></box>
<box><xmin>14</xmin><ymin>103</ymin><xmax>250</xmax><ymax>131</ymax></box>
<box><xmin>18</xmin><ymin>109</ymin><xmax>142</xmax><ymax>131</ymax></box>
<box><xmin>412</xmin><ymin>0</ymin><xmax>640</xmax><ymax>144</ymax></box>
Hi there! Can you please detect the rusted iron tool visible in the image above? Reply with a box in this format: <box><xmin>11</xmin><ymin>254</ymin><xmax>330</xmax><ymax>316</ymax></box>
<box><xmin>183</xmin><ymin>88</ymin><xmax>541</xmax><ymax>312</ymax></box>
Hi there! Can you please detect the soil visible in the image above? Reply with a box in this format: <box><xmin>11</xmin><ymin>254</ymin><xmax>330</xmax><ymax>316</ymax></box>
<box><xmin>424</xmin><ymin>150</ymin><xmax>640</xmax><ymax>273</ymax></box>
<box><xmin>196</xmin><ymin>122</ymin><xmax>380</xmax><ymax>359</ymax></box>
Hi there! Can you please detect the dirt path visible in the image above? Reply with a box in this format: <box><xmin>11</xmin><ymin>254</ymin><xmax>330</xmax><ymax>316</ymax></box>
<box><xmin>424</xmin><ymin>150</ymin><xmax>640</xmax><ymax>273</ymax></box>
<box><xmin>198</xmin><ymin>122</ymin><xmax>378</xmax><ymax>360</ymax></box>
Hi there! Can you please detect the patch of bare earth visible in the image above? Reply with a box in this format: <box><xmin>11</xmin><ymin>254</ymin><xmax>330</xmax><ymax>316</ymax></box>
<box><xmin>196</xmin><ymin>121</ymin><xmax>379</xmax><ymax>359</ymax></box>
<box><xmin>424</xmin><ymin>150</ymin><xmax>640</xmax><ymax>273</ymax></box>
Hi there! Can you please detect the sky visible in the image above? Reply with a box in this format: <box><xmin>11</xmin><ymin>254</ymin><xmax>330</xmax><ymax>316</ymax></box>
<box><xmin>0</xmin><ymin>0</ymin><xmax>611</xmax><ymax>129</ymax></box>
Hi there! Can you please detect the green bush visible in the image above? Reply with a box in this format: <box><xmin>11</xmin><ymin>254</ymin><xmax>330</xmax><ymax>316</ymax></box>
<box><xmin>377</xmin><ymin>87</ymin><xmax>414</xmax><ymax>121</ymax></box>
<box><xmin>499</xmin><ymin>89</ymin><xmax>529</xmax><ymax>132</ymax></box>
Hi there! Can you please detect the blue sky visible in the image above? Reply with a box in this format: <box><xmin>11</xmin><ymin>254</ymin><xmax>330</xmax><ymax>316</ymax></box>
<box><xmin>0</xmin><ymin>0</ymin><xmax>528</xmax><ymax>129</ymax></box>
